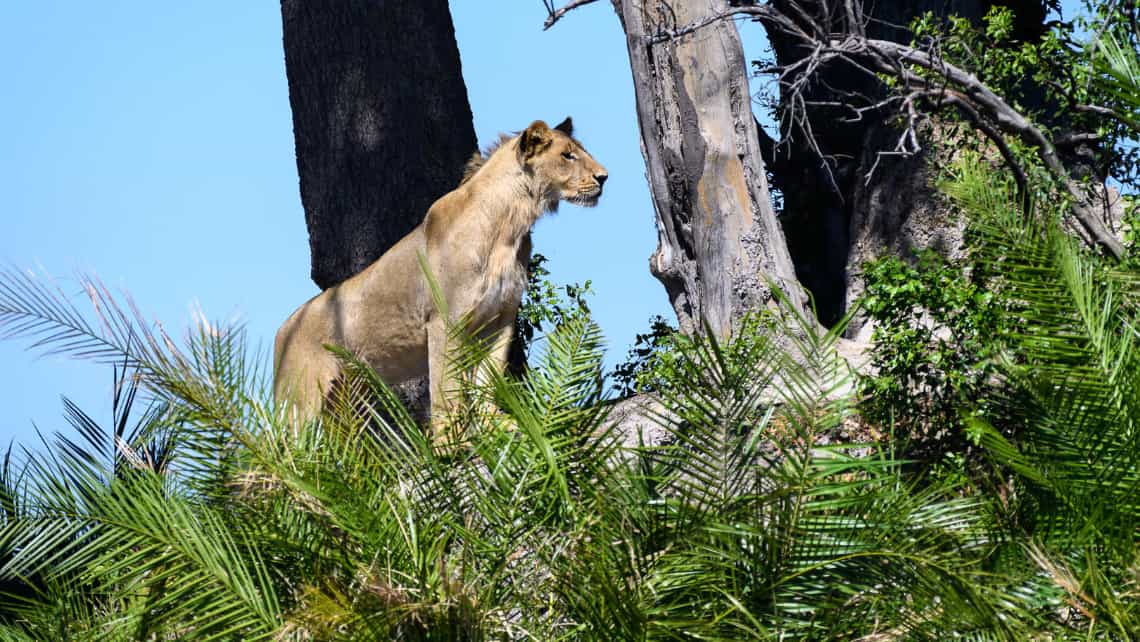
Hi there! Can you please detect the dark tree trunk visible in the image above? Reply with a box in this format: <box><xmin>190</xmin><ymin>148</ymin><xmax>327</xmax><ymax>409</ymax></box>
<box><xmin>611</xmin><ymin>0</ymin><xmax>809</xmax><ymax>338</ymax></box>
<box><xmin>763</xmin><ymin>0</ymin><xmax>1054</xmax><ymax>331</ymax></box>
<box><xmin>281</xmin><ymin>0</ymin><xmax>477</xmax><ymax>289</ymax></box>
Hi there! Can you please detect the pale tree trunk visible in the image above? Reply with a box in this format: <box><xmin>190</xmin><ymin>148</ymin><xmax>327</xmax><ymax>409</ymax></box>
<box><xmin>611</xmin><ymin>0</ymin><xmax>809</xmax><ymax>337</ymax></box>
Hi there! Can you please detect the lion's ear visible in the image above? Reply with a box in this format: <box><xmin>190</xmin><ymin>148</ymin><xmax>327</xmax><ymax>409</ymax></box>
<box><xmin>520</xmin><ymin>120</ymin><xmax>553</xmax><ymax>158</ymax></box>
<box><xmin>553</xmin><ymin>117</ymin><xmax>573</xmax><ymax>137</ymax></box>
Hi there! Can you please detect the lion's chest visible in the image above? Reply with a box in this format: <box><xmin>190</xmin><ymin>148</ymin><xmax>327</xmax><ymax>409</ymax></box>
<box><xmin>469</xmin><ymin>240</ymin><xmax>530</xmax><ymax>326</ymax></box>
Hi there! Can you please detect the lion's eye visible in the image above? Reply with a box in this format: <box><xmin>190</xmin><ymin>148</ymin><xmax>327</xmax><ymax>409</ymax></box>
<box><xmin>561</xmin><ymin>151</ymin><xmax>577</xmax><ymax>161</ymax></box>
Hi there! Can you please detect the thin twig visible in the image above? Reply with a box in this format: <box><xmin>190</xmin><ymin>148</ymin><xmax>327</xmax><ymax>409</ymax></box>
<box><xmin>543</xmin><ymin>0</ymin><xmax>600</xmax><ymax>30</ymax></box>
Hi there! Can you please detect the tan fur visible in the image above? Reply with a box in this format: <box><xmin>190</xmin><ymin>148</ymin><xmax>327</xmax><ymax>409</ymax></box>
<box><xmin>460</xmin><ymin>133</ymin><xmax>512</xmax><ymax>185</ymax></box>
<box><xmin>273</xmin><ymin>118</ymin><xmax>608</xmax><ymax>427</ymax></box>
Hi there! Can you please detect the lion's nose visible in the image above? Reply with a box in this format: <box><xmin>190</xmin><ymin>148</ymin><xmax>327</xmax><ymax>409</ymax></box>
<box><xmin>595</xmin><ymin>173</ymin><xmax>608</xmax><ymax>187</ymax></box>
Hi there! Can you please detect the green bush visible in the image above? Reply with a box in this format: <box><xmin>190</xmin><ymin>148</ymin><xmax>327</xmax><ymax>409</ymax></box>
<box><xmin>859</xmin><ymin>250</ymin><xmax>1005</xmax><ymax>446</ymax></box>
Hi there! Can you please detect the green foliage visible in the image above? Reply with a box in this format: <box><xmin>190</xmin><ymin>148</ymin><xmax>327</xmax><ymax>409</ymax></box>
<box><xmin>913</xmin><ymin>7</ymin><xmax>1057</xmax><ymax>119</ymax></box>
<box><xmin>1096</xmin><ymin>30</ymin><xmax>1140</xmax><ymax>265</ymax></box>
<box><xmin>610</xmin><ymin>315</ymin><xmax>675</xmax><ymax>396</ymax></box>
<box><xmin>560</xmin><ymin>304</ymin><xmax>1019</xmax><ymax>640</ymax></box>
<box><xmin>612</xmin><ymin>313</ymin><xmax>799</xmax><ymax>402</ymax></box>
<box><xmin>946</xmin><ymin>153</ymin><xmax>1140</xmax><ymax>638</ymax></box>
<box><xmin>515</xmin><ymin>253</ymin><xmax>593</xmax><ymax>358</ymax></box>
<box><xmin>850</xmin><ymin>148</ymin><xmax>1140</xmax><ymax>638</ymax></box>
<box><xmin>859</xmin><ymin>250</ymin><xmax>1004</xmax><ymax>444</ymax></box>
<box><xmin>612</xmin><ymin>311</ymin><xmax>819</xmax><ymax>403</ymax></box>
<box><xmin>910</xmin><ymin>2</ymin><xmax>1140</xmax><ymax>191</ymax></box>
<box><xmin>0</xmin><ymin>266</ymin><xmax>1027</xmax><ymax>640</ymax></box>
<box><xmin>1095</xmin><ymin>30</ymin><xmax>1140</xmax><ymax>132</ymax></box>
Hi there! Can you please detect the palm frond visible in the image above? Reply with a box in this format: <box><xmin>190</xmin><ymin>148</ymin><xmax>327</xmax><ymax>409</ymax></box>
<box><xmin>947</xmin><ymin>151</ymin><xmax>1140</xmax><ymax>635</ymax></box>
<box><xmin>3</xmin><ymin>466</ymin><xmax>281</xmax><ymax>639</ymax></box>
<box><xmin>1094</xmin><ymin>33</ymin><xmax>1140</xmax><ymax>132</ymax></box>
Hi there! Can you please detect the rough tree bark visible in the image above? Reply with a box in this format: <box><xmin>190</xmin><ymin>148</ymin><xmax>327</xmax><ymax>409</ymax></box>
<box><xmin>610</xmin><ymin>0</ymin><xmax>809</xmax><ymax>337</ymax></box>
<box><xmin>280</xmin><ymin>0</ymin><xmax>477</xmax><ymax>290</ymax></box>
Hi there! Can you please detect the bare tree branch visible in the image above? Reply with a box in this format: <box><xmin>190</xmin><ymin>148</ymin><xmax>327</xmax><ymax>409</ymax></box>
<box><xmin>934</xmin><ymin>90</ymin><xmax>1030</xmax><ymax>207</ymax></box>
<box><xmin>1077</xmin><ymin>103</ymin><xmax>1140</xmax><ymax>131</ymax></box>
<box><xmin>853</xmin><ymin>36</ymin><xmax>1124</xmax><ymax>257</ymax></box>
<box><xmin>1054</xmin><ymin>132</ymin><xmax>1104</xmax><ymax>148</ymax></box>
<box><xmin>543</xmin><ymin>0</ymin><xmax>600</xmax><ymax>30</ymax></box>
<box><xmin>648</xmin><ymin>2</ymin><xmax>1126</xmax><ymax>259</ymax></box>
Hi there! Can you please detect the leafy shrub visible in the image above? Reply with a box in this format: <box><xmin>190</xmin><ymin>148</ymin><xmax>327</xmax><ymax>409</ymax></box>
<box><xmin>514</xmin><ymin>253</ymin><xmax>593</xmax><ymax>363</ymax></box>
<box><xmin>859</xmin><ymin>250</ymin><xmax>1005</xmax><ymax>445</ymax></box>
<box><xmin>610</xmin><ymin>313</ymin><xmax>793</xmax><ymax>402</ymax></box>
<box><xmin>610</xmin><ymin>314</ymin><xmax>675</xmax><ymax>396</ymax></box>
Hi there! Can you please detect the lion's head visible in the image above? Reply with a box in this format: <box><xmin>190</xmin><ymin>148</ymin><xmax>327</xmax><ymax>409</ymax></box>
<box><xmin>518</xmin><ymin>118</ymin><xmax>608</xmax><ymax>208</ymax></box>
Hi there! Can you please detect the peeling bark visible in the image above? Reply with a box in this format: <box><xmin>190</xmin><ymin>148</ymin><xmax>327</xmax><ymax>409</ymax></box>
<box><xmin>611</xmin><ymin>0</ymin><xmax>809</xmax><ymax>337</ymax></box>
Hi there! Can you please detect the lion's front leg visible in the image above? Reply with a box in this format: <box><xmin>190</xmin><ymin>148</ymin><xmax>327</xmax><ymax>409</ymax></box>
<box><xmin>427</xmin><ymin>318</ymin><xmax>516</xmax><ymax>441</ymax></box>
<box><xmin>479</xmin><ymin>322</ymin><xmax>514</xmax><ymax>386</ymax></box>
<box><xmin>426</xmin><ymin>317</ymin><xmax>456</xmax><ymax>440</ymax></box>
<box><xmin>468</xmin><ymin>321</ymin><xmax>518</xmax><ymax>430</ymax></box>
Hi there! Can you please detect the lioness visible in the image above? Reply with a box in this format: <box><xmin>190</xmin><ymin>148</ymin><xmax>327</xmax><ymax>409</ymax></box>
<box><xmin>274</xmin><ymin>118</ymin><xmax>608</xmax><ymax>426</ymax></box>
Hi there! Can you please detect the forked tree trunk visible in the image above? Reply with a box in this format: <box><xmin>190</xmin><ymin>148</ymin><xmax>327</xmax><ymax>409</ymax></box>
<box><xmin>611</xmin><ymin>0</ymin><xmax>809</xmax><ymax>337</ymax></box>
<box><xmin>281</xmin><ymin>0</ymin><xmax>477</xmax><ymax>289</ymax></box>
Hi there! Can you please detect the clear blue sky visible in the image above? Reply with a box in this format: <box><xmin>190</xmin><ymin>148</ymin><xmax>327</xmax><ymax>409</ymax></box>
<box><xmin>0</xmin><ymin>1</ymin><xmax>1083</xmax><ymax>450</ymax></box>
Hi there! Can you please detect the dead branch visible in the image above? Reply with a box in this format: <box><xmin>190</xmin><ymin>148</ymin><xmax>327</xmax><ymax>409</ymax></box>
<box><xmin>1076</xmin><ymin>103</ymin><xmax>1140</xmax><ymax>131</ymax></box>
<box><xmin>1054</xmin><ymin>132</ymin><xmax>1104</xmax><ymax>148</ymax></box>
<box><xmin>542</xmin><ymin>0</ymin><xmax>601</xmax><ymax>30</ymax></box>
<box><xmin>647</xmin><ymin>1</ymin><xmax>1126</xmax><ymax>259</ymax></box>
<box><xmin>853</xmin><ymin>36</ymin><xmax>1124</xmax><ymax>257</ymax></box>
